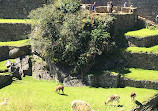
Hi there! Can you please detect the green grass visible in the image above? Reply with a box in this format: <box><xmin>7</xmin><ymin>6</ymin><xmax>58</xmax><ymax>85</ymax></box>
<box><xmin>125</xmin><ymin>45</ymin><xmax>158</xmax><ymax>53</ymax></box>
<box><xmin>0</xmin><ymin>59</ymin><xmax>15</xmax><ymax>72</ymax></box>
<box><xmin>0</xmin><ymin>76</ymin><xmax>157</xmax><ymax>111</ymax></box>
<box><xmin>112</xmin><ymin>68</ymin><xmax>158</xmax><ymax>81</ymax></box>
<box><xmin>0</xmin><ymin>39</ymin><xmax>30</xmax><ymax>47</ymax></box>
<box><xmin>0</xmin><ymin>19</ymin><xmax>33</xmax><ymax>24</ymax></box>
<box><xmin>125</xmin><ymin>29</ymin><xmax>158</xmax><ymax>37</ymax></box>
<box><xmin>0</xmin><ymin>72</ymin><xmax>12</xmax><ymax>75</ymax></box>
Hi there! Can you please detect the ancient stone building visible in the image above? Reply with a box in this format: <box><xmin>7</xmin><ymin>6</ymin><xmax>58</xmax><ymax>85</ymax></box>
<box><xmin>0</xmin><ymin>0</ymin><xmax>157</xmax><ymax>21</ymax></box>
<box><xmin>82</xmin><ymin>0</ymin><xmax>158</xmax><ymax>21</ymax></box>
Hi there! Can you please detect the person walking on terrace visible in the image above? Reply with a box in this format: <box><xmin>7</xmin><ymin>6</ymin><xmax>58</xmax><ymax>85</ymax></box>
<box><xmin>123</xmin><ymin>2</ymin><xmax>127</xmax><ymax>7</ymax></box>
<box><xmin>107</xmin><ymin>1</ymin><xmax>113</xmax><ymax>13</ymax></box>
<box><xmin>156</xmin><ymin>15</ymin><xmax>158</xmax><ymax>24</ymax></box>
<box><xmin>92</xmin><ymin>2</ymin><xmax>97</xmax><ymax>12</ymax></box>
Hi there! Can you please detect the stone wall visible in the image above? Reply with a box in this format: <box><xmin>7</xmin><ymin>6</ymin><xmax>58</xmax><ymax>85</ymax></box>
<box><xmin>0</xmin><ymin>46</ymin><xmax>9</xmax><ymax>61</ymax></box>
<box><xmin>120</xmin><ymin>77</ymin><xmax>158</xmax><ymax>90</ymax></box>
<box><xmin>0</xmin><ymin>0</ymin><xmax>46</xmax><ymax>19</ymax></box>
<box><xmin>93</xmin><ymin>10</ymin><xmax>138</xmax><ymax>31</ymax></box>
<box><xmin>126</xmin><ymin>35</ymin><xmax>158</xmax><ymax>47</ymax></box>
<box><xmin>82</xmin><ymin>0</ymin><xmax>158</xmax><ymax>21</ymax></box>
<box><xmin>84</xmin><ymin>72</ymin><xmax>120</xmax><ymax>88</ymax></box>
<box><xmin>0</xmin><ymin>23</ymin><xmax>31</xmax><ymax>41</ymax></box>
<box><xmin>112</xmin><ymin>12</ymin><xmax>137</xmax><ymax>31</ymax></box>
<box><xmin>123</xmin><ymin>52</ymin><xmax>158</xmax><ymax>70</ymax></box>
<box><xmin>0</xmin><ymin>74</ymin><xmax>12</xmax><ymax>88</ymax></box>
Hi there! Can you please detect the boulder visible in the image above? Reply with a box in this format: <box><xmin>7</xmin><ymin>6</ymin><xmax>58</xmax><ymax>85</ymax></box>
<box><xmin>22</xmin><ymin>55</ymin><xmax>32</xmax><ymax>76</ymax></box>
<box><xmin>6</xmin><ymin>60</ymin><xmax>22</xmax><ymax>80</ymax></box>
<box><xmin>15</xmin><ymin>58</ymin><xmax>24</xmax><ymax>77</ymax></box>
<box><xmin>9</xmin><ymin>45</ymin><xmax>31</xmax><ymax>58</ymax></box>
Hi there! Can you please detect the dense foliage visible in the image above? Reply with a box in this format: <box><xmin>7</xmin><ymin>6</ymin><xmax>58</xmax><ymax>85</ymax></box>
<box><xmin>29</xmin><ymin>0</ymin><xmax>115</xmax><ymax>74</ymax></box>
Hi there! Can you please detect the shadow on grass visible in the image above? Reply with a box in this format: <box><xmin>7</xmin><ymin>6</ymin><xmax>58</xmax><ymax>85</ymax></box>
<box><xmin>105</xmin><ymin>104</ymin><xmax>124</xmax><ymax>107</ymax></box>
<box><xmin>60</xmin><ymin>93</ymin><xmax>68</xmax><ymax>96</ymax></box>
<box><xmin>56</xmin><ymin>92</ymin><xmax>68</xmax><ymax>96</ymax></box>
<box><xmin>112</xmin><ymin>68</ymin><xmax>131</xmax><ymax>75</ymax></box>
<box><xmin>134</xmin><ymin>100</ymin><xmax>143</xmax><ymax>107</ymax></box>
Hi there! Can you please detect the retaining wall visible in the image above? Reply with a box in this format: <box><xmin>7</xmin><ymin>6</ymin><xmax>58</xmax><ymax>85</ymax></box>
<box><xmin>0</xmin><ymin>0</ymin><xmax>46</xmax><ymax>19</ymax></box>
<box><xmin>120</xmin><ymin>77</ymin><xmax>158</xmax><ymax>90</ymax></box>
<box><xmin>123</xmin><ymin>52</ymin><xmax>158</xmax><ymax>70</ymax></box>
<box><xmin>126</xmin><ymin>35</ymin><xmax>158</xmax><ymax>47</ymax></box>
<box><xmin>0</xmin><ymin>23</ymin><xmax>31</xmax><ymax>41</ymax></box>
<box><xmin>84</xmin><ymin>72</ymin><xmax>120</xmax><ymax>88</ymax></box>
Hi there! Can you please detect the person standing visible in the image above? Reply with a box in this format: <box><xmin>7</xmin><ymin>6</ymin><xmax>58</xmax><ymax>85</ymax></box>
<box><xmin>110</xmin><ymin>1</ymin><xmax>113</xmax><ymax>13</ymax></box>
<box><xmin>123</xmin><ymin>2</ymin><xmax>127</xmax><ymax>7</ymax></box>
<box><xmin>156</xmin><ymin>15</ymin><xmax>158</xmax><ymax>24</ymax></box>
<box><xmin>92</xmin><ymin>2</ymin><xmax>97</xmax><ymax>12</ymax></box>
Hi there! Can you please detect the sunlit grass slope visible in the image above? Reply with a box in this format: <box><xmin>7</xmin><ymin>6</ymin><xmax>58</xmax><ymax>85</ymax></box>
<box><xmin>113</xmin><ymin>68</ymin><xmax>158</xmax><ymax>81</ymax></box>
<box><xmin>0</xmin><ymin>39</ymin><xmax>30</xmax><ymax>47</ymax></box>
<box><xmin>0</xmin><ymin>59</ymin><xmax>15</xmax><ymax>72</ymax></box>
<box><xmin>0</xmin><ymin>19</ymin><xmax>33</xmax><ymax>24</ymax></box>
<box><xmin>125</xmin><ymin>45</ymin><xmax>158</xmax><ymax>53</ymax></box>
<box><xmin>0</xmin><ymin>76</ymin><xmax>157</xmax><ymax>111</ymax></box>
<box><xmin>125</xmin><ymin>29</ymin><xmax>158</xmax><ymax>37</ymax></box>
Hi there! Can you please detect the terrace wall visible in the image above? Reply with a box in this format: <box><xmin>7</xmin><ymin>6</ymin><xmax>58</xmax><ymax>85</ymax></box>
<box><xmin>126</xmin><ymin>35</ymin><xmax>158</xmax><ymax>47</ymax></box>
<box><xmin>84</xmin><ymin>72</ymin><xmax>120</xmax><ymax>88</ymax></box>
<box><xmin>0</xmin><ymin>23</ymin><xmax>31</xmax><ymax>41</ymax></box>
<box><xmin>123</xmin><ymin>52</ymin><xmax>158</xmax><ymax>70</ymax></box>
<box><xmin>0</xmin><ymin>74</ymin><xmax>12</xmax><ymax>89</ymax></box>
<box><xmin>120</xmin><ymin>77</ymin><xmax>158</xmax><ymax>90</ymax></box>
<box><xmin>0</xmin><ymin>0</ymin><xmax>46</xmax><ymax>19</ymax></box>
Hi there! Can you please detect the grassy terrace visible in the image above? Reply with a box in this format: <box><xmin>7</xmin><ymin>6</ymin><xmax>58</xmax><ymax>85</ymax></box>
<box><xmin>125</xmin><ymin>45</ymin><xmax>158</xmax><ymax>53</ymax></box>
<box><xmin>112</xmin><ymin>68</ymin><xmax>158</xmax><ymax>81</ymax></box>
<box><xmin>0</xmin><ymin>19</ymin><xmax>33</xmax><ymax>24</ymax></box>
<box><xmin>0</xmin><ymin>59</ymin><xmax>15</xmax><ymax>72</ymax></box>
<box><xmin>125</xmin><ymin>28</ymin><xmax>158</xmax><ymax>37</ymax></box>
<box><xmin>0</xmin><ymin>76</ymin><xmax>157</xmax><ymax>111</ymax></box>
<box><xmin>0</xmin><ymin>39</ymin><xmax>30</xmax><ymax>47</ymax></box>
<box><xmin>0</xmin><ymin>19</ymin><xmax>40</xmax><ymax>24</ymax></box>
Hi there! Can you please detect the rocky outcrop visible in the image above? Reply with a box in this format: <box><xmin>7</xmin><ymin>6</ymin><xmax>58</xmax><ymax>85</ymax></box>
<box><xmin>0</xmin><ymin>74</ymin><xmax>13</xmax><ymax>89</ymax></box>
<box><xmin>32</xmin><ymin>55</ymin><xmax>51</xmax><ymax>80</ymax></box>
